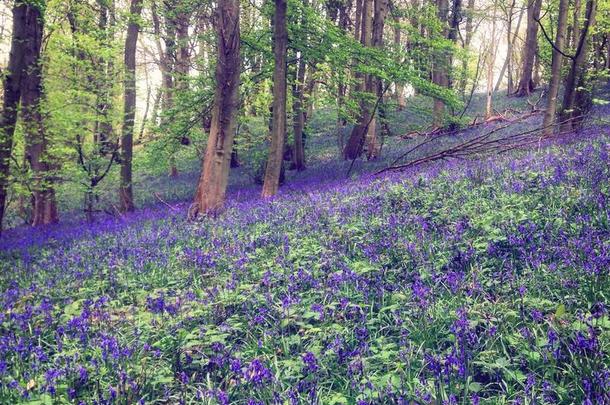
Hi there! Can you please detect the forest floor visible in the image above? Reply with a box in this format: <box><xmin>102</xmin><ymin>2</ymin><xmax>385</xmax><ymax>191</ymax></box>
<box><xmin>0</xmin><ymin>90</ymin><xmax>609</xmax><ymax>403</ymax></box>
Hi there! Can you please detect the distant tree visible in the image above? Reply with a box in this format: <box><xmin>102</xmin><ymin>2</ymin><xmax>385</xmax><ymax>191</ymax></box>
<box><xmin>291</xmin><ymin>0</ymin><xmax>307</xmax><ymax>171</ymax></box>
<box><xmin>367</xmin><ymin>0</ymin><xmax>389</xmax><ymax>159</ymax></box>
<box><xmin>542</xmin><ymin>0</ymin><xmax>569</xmax><ymax>135</ymax></box>
<box><xmin>262</xmin><ymin>0</ymin><xmax>288</xmax><ymax>198</ymax></box>
<box><xmin>432</xmin><ymin>0</ymin><xmax>450</xmax><ymax>125</ymax></box>
<box><xmin>485</xmin><ymin>1</ymin><xmax>498</xmax><ymax>119</ymax></box>
<box><xmin>343</xmin><ymin>0</ymin><xmax>373</xmax><ymax>160</ymax></box>
<box><xmin>119</xmin><ymin>0</ymin><xmax>143</xmax><ymax>213</ymax></box>
<box><xmin>494</xmin><ymin>0</ymin><xmax>525</xmax><ymax>94</ymax></box>
<box><xmin>515</xmin><ymin>0</ymin><xmax>543</xmax><ymax>97</ymax></box>
<box><xmin>560</xmin><ymin>0</ymin><xmax>597</xmax><ymax>132</ymax></box>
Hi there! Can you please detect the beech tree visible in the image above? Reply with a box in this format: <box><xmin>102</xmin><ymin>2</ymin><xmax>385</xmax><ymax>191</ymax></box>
<box><xmin>560</xmin><ymin>0</ymin><xmax>598</xmax><ymax>132</ymax></box>
<box><xmin>261</xmin><ymin>0</ymin><xmax>288</xmax><ymax>198</ymax></box>
<box><xmin>0</xmin><ymin>0</ymin><xmax>58</xmax><ymax>231</ymax></box>
<box><xmin>21</xmin><ymin>0</ymin><xmax>58</xmax><ymax>226</ymax></box>
<box><xmin>343</xmin><ymin>0</ymin><xmax>373</xmax><ymax>160</ymax></box>
<box><xmin>191</xmin><ymin>0</ymin><xmax>240</xmax><ymax>215</ymax></box>
<box><xmin>432</xmin><ymin>0</ymin><xmax>450</xmax><ymax>125</ymax></box>
<box><xmin>542</xmin><ymin>0</ymin><xmax>569</xmax><ymax>135</ymax></box>
<box><xmin>515</xmin><ymin>0</ymin><xmax>542</xmax><ymax>97</ymax></box>
<box><xmin>119</xmin><ymin>0</ymin><xmax>143</xmax><ymax>212</ymax></box>
<box><xmin>0</xmin><ymin>1</ymin><xmax>29</xmax><ymax>233</ymax></box>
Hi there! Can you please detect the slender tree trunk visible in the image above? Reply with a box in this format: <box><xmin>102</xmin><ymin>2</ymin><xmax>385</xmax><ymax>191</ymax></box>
<box><xmin>394</xmin><ymin>20</ymin><xmax>406</xmax><ymax>110</ymax></box>
<box><xmin>0</xmin><ymin>2</ymin><xmax>30</xmax><ymax>233</ymax></box>
<box><xmin>447</xmin><ymin>0</ymin><xmax>462</xmax><ymax>90</ymax></box>
<box><xmin>560</xmin><ymin>0</ymin><xmax>597</xmax><ymax>132</ymax></box>
<box><xmin>168</xmin><ymin>3</ymin><xmax>191</xmax><ymax>177</ymax></box>
<box><xmin>366</xmin><ymin>0</ymin><xmax>389</xmax><ymax>159</ymax></box>
<box><xmin>485</xmin><ymin>3</ymin><xmax>498</xmax><ymax>119</ymax></box>
<box><xmin>349</xmin><ymin>0</ymin><xmax>363</xmax><ymax>100</ymax></box>
<box><xmin>336</xmin><ymin>1</ymin><xmax>350</xmax><ymax>152</ymax></box>
<box><xmin>21</xmin><ymin>3</ymin><xmax>59</xmax><ymax>227</ymax></box>
<box><xmin>354</xmin><ymin>0</ymin><xmax>363</xmax><ymax>43</ymax></box>
<box><xmin>261</xmin><ymin>0</ymin><xmax>288</xmax><ymax>198</ymax></box>
<box><xmin>495</xmin><ymin>2</ymin><xmax>525</xmax><ymax>93</ymax></box>
<box><xmin>569</xmin><ymin>0</ymin><xmax>582</xmax><ymax>50</ymax></box>
<box><xmin>152</xmin><ymin>1</ymin><xmax>178</xmax><ymax>177</ymax></box>
<box><xmin>515</xmin><ymin>0</ymin><xmax>542</xmax><ymax>97</ymax></box>
<box><xmin>119</xmin><ymin>0</ymin><xmax>143</xmax><ymax>213</ymax></box>
<box><xmin>138</xmin><ymin>50</ymin><xmax>152</xmax><ymax>144</ymax></box>
<box><xmin>292</xmin><ymin>54</ymin><xmax>306</xmax><ymax>171</ymax></box>
<box><xmin>432</xmin><ymin>0</ymin><xmax>449</xmax><ymax>125</ymax></box>
<box><xmin>343</xmin><ymin>0</ymin><xmax>373</xmax><ymax>160</ymax></box>
<box><xmin>606</xmin><ymin>33</ymin><xmax>610</xmax><ymax>71</ymax></box>
<box><xmin>542</xmin><ymin>0</ymin><xmax>569</xmax><ymax>135</ymax></box>
<box><xmin>458</xmin><ymin>0</ymin><xmax>475</xmax><ymax>96</ymax></box>
<box><xmin>191</xmin><ymin>0</ymin><xmax>240</xmax><ymax>216</ymax></box>
<box><xmin>291</xmin><ymin>0</ymin><xmax>308</xmax><ymax>171</ymax></box>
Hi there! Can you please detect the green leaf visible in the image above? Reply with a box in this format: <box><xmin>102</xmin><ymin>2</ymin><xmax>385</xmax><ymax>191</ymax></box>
<box><xmin>555</xmin><ymin>304</ymin><xmax>566</xmax><ymax>318</ymax></box>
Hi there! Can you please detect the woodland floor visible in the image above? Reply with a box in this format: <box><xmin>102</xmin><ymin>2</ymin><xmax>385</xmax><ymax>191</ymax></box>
<box><xmin>0</xmin><ymin>90</ymin><xmax>609</xmax><ymax>403</ymax></box>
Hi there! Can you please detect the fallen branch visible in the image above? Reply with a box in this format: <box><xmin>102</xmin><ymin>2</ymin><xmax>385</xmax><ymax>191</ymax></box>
<box><xmin>376</xmin><ymin>113</ymin><xmax>583</xmax><ymax>175</ymax></box>
<box><xmin>154</xmin><ymin>192</ymin><xmax>180</xmax><ymax>211</ymax></box>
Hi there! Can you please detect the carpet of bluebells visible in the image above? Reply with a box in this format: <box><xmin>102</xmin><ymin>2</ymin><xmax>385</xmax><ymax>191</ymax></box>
<box><xmin>1</xmin><ymin>122</ymin><xmax>610</xmax><ymax>404</ymax></box>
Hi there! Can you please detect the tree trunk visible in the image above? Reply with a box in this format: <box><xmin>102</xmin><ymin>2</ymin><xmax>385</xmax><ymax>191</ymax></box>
<box><xmin>495</xmin><ymin>1</ymin><xmax>525</xmax><ymax>93</ymax></box>
<box><xmin>119</xmin><ymin>0</ymin><xmax>143</xmax><ymax>213</ymax></box>
<box><xmin>515</xmin><ymin>0</ymin><xmax>542</xmax><ymax>97</ymax></box>
<box><xmin>458</xmin><ymin>0</ymin><xmax>475</xmax><ymax>96</ymax></box>
<box><xmin>261</xmin><ymin>0</ymin><xmax>288</xmax><ymax>198</ymax></box>
<box><xmin>292</xmin><ymin>54</ymin><xmax>306</xmax><ymax>171</ymax></box>
<box><xmin>0</xmin><ymin>2</ymin><xmax>29</xmax><ymax>233</ymax></box>
<box><xmin>152</xmin><ymin>1</ymin><xmax>178</xmax><ymax>177</ymax></box>
<box><xmin>343</xmin><ymin>0</ymin><xmax>373</xmax><ymax>160</ymax></box>
<box><xmin>560</xmin><ymin>0</ymin><xmax>597</xmax><ymax>132</ymax></box>
<box><xmin>485</xmin><ymin>3</ymin><xmax>498</xmax><ymax>119</ymax></box>
<box><xmin>432</xmin><ymin>0</ymin><xmax>450</xmax><ymax>125</ymax></box>
<box><xmin>606</xmin><ymin>33</ymin><xmax>610</xmax><ymax>71</ymax></box>
<box><xmin>191</xmin><ymin>0</ymin><xmax>240</xmax><ymax>215</ymax></box>
<box><xmin>366</xmin><ymin>0</ymin><xmax>389</xmax><ymax>160</ymax></box>
<box><xmin>335</xmin><ymin>0</ymin><xmax>351</xmax><ymax>153</ymax></box>
<box><xmin>394</xmin><ymin>20</ymin><xmax>406</xmax><ymax>110</ymax></box>
<box><xmin>21</xmin><ymin>3</ymin><xmax>59</xmax><ymax>227</ymax></box>
<box><xmin>569</xmin><ymin>0</ymin><xmax>582</xmax><ymax>50</ymax></box>
<box><xmin>542</xmin><ymin>0</ymin><xmax>569</xmax><ymax>135</ymax></box>
<box><xmin>169</xmin><ymin>2</ymin><xmax>191</xmax><ymax>177</ymax></box>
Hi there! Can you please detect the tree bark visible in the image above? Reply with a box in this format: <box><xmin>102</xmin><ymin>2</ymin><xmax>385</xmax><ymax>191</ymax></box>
<box><xmin>366</xmin><ymin>0</ymin><xmax>389</xmax><ymax>159</ymax></box>
<box><xmin>458</xmin><ymin>0</ymin><xmax>475</xmax><ymax>96</ymax></box>
<box><xmin>191</xmin><ymin>0</ymin><xmax>240</xmax><ymax>215</ymax></box>
<box><xmin>560</xmin><ymin>0</ymin><xmax>597</xmax><ymax>132</ymax></box>
<box><xmin>494</xmin><ymin>1</ymin><xmax>525</xmax><ymax>93</ymax></box>
<box><xmin>569</xmin><ymin>0</ymin><xmax>582</xmax><ymax>50</ymax></box>
<box><xmin>0</xmin><ymin>2</ymin><xmax>29</xmax><ymax>232</ymax></box>
<box><xmin>606</xmin><ymin>33</ymin><xmax>610</xmax><ymax>71</ymax></box>
<box><xmin>261</xmin><ymin>0</ymin><xmax>288</xmax><ymax>198</ymax></box>
<box><xmin>21</xmin><ymin>2</ymin><xmax>59</xmax><ymax>227</ymax></box>
<box><xmin>542</xmin><ymin>0</ymin><xmax>569</xmax><ymax>135</ymax></box>
<box><xmin>432</xmin><ymin>0</ymin><xmax>450</xmax><ymax>125</ymax></box>
<box><xmin>169</xmin><ymin>1</ymin><xmax>191</xmax><ymax>177</ymax></box>
<box><xmin>515</xmin><ymin>0</ymin><xmax>542</xmax><ymax>97</ymax></box>
<box><xmin>343</xmin><ymin>0</ymin><xmax>373</xmax><ymax>160</ymax></box>
<box><xmin>485</xmin><ymin>3</ymin><xmax>498</xmax><ymax>119</ymax></box>
<box><xmin>292</xmin><ymin>54</ymin><xmax>306</xmax><ymax>171</ymax></box>
<box><xmin>394</xmin><ymin>19</ymin><xmax>406</xmax><ymax>110</ymax></box>
<box><xmin>119</xmin><ymin>0</ymin><xmax>143</xmax><ymax>213</ymax></box>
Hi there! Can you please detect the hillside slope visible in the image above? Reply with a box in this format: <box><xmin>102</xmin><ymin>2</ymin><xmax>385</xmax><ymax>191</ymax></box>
<box><xmin>0</xmin><ymin>122</ymin><xmax>609</xmax><ymax>403</ymax></box>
